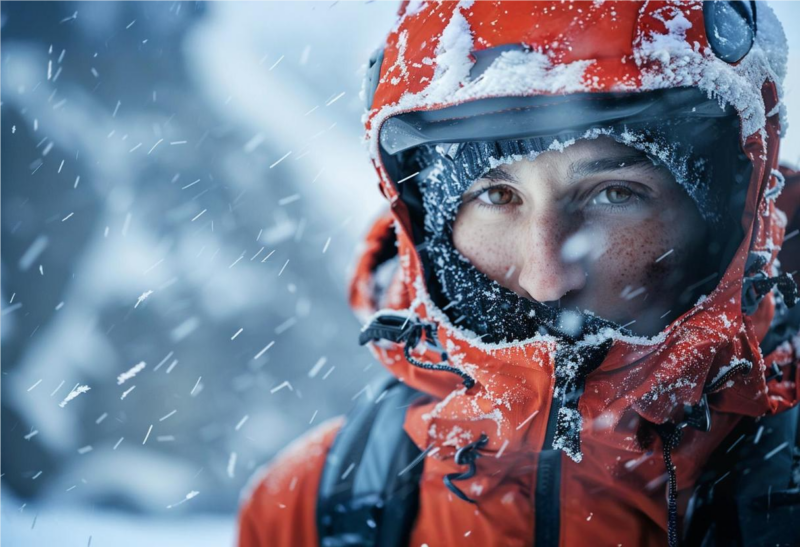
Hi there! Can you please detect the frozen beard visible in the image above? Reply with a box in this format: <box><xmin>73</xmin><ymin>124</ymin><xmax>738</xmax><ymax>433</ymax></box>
<box><xmin>403</xmin><ymin>119</ymin><xmax>746</xmax><ymax>344</ymax></box>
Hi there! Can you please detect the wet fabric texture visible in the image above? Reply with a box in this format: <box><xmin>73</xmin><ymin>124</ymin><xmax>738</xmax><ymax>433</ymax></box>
<box><xmin>402</xmin><ymin>118</ymin><xmax>747</xmax><ymax>344</ymax></box>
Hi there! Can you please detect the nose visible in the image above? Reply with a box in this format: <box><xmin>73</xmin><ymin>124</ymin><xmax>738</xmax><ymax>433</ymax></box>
<box><xmin>514</xmin><ymin>208</ymin><xmax>587</xmax><ymax>303</ymax></box>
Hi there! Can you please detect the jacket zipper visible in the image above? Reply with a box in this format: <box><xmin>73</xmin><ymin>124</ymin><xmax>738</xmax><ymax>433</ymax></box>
<box><xmin>534</xmin><ymin>380</ymin><xmax>562</xmax><ymax>547</ymax></box>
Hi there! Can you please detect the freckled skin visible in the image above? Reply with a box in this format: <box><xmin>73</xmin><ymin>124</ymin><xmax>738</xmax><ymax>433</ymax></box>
<box><xmin>452</xmin><ymin>136</ymin><xmax>709</xmax><ymax>336</ymax></box>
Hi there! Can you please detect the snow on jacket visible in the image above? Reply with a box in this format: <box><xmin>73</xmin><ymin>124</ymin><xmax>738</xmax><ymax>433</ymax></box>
<box><xmin>238</xmin><ymin>2</ymin><xmax>799</xmax><ymax>546</ymax></box>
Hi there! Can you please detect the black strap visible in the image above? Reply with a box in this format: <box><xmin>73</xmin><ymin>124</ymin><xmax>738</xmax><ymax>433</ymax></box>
<box><xmin>317</xmin><ymin>376</ymin><xmax>426</xmax><ymax>547</ymax></box>
<box><xmin>684</xmin><ymin>405</ymin><xmax>800</xmax><ymax>546</ymax></box>
<box><xmin>760</xmin><ymin>280</ymin><xmax>800</xmax><ymax>356</ymax></box>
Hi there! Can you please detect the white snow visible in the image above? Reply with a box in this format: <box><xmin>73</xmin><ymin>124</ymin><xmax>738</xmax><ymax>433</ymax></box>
<box><xmin>366</xmin><ymin>1</ymin><xmax>788</xmax><ymax>170</ymax></box>
<box><xmin>117</xmin><ymin>361</ymin><xmax>146</xmax><ymax>385</ymax></box>
<box><xmin>2</xmin><ymin>492</ymin><xmax>233</xmax><ymax>547</ymax></box>
<box><xmin>551</xmin><ymin>406</ymin><xmax>584</xmax><ymax>462</ymax></box>
<box><xmin>708</xmin><ymin>357</ymin><xmax>752</xmax><ymax>388</ymax></box>
<box><xmin>429</xmin><ymin>9</ymin><xmax>475</xmax><ymax>99</ymax></box>
<box><xmin>467</xmin><ymin>48</ymin><xmax>595</xmax><ymax>97</ymax></box>
<box><xmin>59</xmin><ymin>384</ymin><xmax>91</xmax><ymax>408</ymax></box>
<box><xmin>364</xmin><ymin>2</ymin><xmax>597</xmax><ymax>160</ymax></box>
<box><xmin>382</xmin><ymin>30</ymin><xmax>410</xmax><ymax>87</ymax></box>
<box><xmin>765</xmin><ymin>168</ymin><xmax>786</xmax><ymax>201</ymax></box>
<box><xmin>634</xmin><ymin>2</ymin><xmax>788</xmax><ymax>148</ymax></box>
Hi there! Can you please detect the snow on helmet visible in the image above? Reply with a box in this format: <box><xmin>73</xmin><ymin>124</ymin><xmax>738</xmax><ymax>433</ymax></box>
<box><xmin>361</xmin><ymin>0</ymin><xmax>787</xmax><ymax>195</ymax></box>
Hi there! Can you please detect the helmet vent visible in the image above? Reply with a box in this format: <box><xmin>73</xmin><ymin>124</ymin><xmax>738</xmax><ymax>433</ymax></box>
<box><xmin>703</xmin><ymin>0</ymin><xmax>756</xmax><ymax>63</ymax></box>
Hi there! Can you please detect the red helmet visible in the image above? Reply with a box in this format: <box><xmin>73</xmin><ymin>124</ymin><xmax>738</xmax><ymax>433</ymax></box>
<box><xmin>361</xmin><ymin>1</ymin><xmax>785</xmax><ymax>233</ymax></box>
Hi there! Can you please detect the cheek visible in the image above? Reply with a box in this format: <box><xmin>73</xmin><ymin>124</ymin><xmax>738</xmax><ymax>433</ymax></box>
<box><xmin>452</xmin><ymin>211</ymin><xmax>517</xmax><ymax>280</ymax></box>
<box><xmin>588</xmin><ymin>213</ymin><xmax>696</xmax><ymax>296</ymax></box>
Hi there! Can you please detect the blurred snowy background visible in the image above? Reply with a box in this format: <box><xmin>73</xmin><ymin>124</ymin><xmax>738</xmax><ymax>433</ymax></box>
<box><xmin>1</xmin><ymin>2</ymin><xmax>798</xmax><ymax>546</ymax></box>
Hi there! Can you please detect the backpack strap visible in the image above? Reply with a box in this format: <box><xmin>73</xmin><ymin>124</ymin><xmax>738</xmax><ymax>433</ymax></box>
<box><xmin>684</xmin><ymin>404</ymin><xmax>800</xmax><ymax>546</ymax></box>
<box><xmin>317</xmin><ymin>376</ymin><xmax>427</xmax><ymax>547</ymax></box>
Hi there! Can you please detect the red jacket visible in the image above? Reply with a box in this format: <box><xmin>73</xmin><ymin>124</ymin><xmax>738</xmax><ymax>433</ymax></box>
<box><xmin>239</xmin><ymin>2</ymin><xmax>799</xmax><ymax>546</ymax></box>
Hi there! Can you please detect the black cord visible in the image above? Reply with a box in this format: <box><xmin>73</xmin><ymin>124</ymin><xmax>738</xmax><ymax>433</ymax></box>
<box><xmin>660</xmin><ymin>425</ymin><xmax>684</xmax><ymax>547</ymax></box>
<box><xmin>402</xmin><ymin>335</ymin><xmax>475</xmax><ymax>389</ymax></box>
<box><xmin>443</xmin><ymin>433</ymin><xmax>488</xmax><ymax>503</ymax></box>
<box><xmin>703</xmin><ymin>360</ymin><xmax>753</xmax><ymax>394</ymax></box>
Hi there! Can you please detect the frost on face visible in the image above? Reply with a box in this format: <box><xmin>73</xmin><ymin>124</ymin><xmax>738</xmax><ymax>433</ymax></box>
<box><xmin>403</xmin><ymin>122</ymin><xmax>735</xmax><ymax>346</ymax></box>
<box><xmin>395</xmin><ymin>119</ymin><xmax>750</xmax><ymax>461</ymax></box>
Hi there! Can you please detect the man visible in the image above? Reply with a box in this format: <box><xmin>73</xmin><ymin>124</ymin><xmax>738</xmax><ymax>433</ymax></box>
<box><xmin>239</xmin><ymin>2</ymin><xmax>799</xmax><ymax>546</ymax></box>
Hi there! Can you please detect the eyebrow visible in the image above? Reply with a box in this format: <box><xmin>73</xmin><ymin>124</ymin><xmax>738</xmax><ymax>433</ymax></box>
<box><xmin>476</xmin><ymin>153</ymin><xmax>663</xmax><ymax>186</ymax></box>
<box><xmin>478</xmin><ymin>166</ymin><xmax>521</xmax><ymax>184</ymax></box>
<box><xmin>567</xmin><ymin>154</ymin><xmax>663</xmax><ymax>184</ymax></box>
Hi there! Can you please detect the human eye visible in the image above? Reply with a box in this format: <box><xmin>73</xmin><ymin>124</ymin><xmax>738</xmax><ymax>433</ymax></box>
<box><xmin>588</xmin><ymin>182</ymin><xmax>646</xmax><ymax>211</ymax></box>
<box><xmin>470</xmin><ymin>184</ymin><xmax>521</xmax><ymax>209</ymax></box>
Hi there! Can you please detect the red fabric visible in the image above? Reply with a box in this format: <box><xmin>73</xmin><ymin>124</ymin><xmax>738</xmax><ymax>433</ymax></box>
<box><xmin>237</xmin><ymin>418</ymin><xmax>342</xmax><ymax>547</ymax></box>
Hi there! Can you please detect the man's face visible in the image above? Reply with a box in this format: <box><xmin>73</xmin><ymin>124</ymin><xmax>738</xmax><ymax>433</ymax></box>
<box><xmin>451</xmin><ymin>136</ymin><xmax>710</xmax><ymax>336</ymax></box>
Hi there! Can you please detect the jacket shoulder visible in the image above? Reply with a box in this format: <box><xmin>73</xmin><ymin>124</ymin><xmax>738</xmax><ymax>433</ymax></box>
<box><xmin>237</xmin><ymin>417</ymin><xmax>344</xmax><ymax>547</ymax></box>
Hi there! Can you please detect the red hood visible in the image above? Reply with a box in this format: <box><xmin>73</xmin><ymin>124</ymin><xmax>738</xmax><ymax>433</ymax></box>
<box><xmin>349</xmin><ymin>0</ymin><xmax>797</xmax><ymax>499</ymax></box>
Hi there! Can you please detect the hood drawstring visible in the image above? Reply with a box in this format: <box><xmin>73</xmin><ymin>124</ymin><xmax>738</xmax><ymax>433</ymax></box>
<box><xmin>657</xmin><ymin>401</ymin><xmax>705</xmax><ymax>547</ymax></box>
<box><xmin>359</xmin><ymin>314</ymin><xmax>488</xmax><ymax>504</ymax></box>
<box><xmin>657</xmin><ymin>359</ymin><xmax>754</xmax><ymax>547</ymax></box>
<box><xmin>443</xmin><ymin>433</ymin><xmax>489</xmax><ymax>504</ymax></box>
<box><xmin>657</xmin><ymin>422</ymin><xmax>684</xmax><ymax>547</ymax></box>
<box><xmin>703</xmin><ymin>359</ymin><xmax>754</xmax><ymax>394</ymax></box>
<box><xmin>359</xmin><ymin>313</ymin><xmax>476</xmax><ymax>389</ymax></box>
